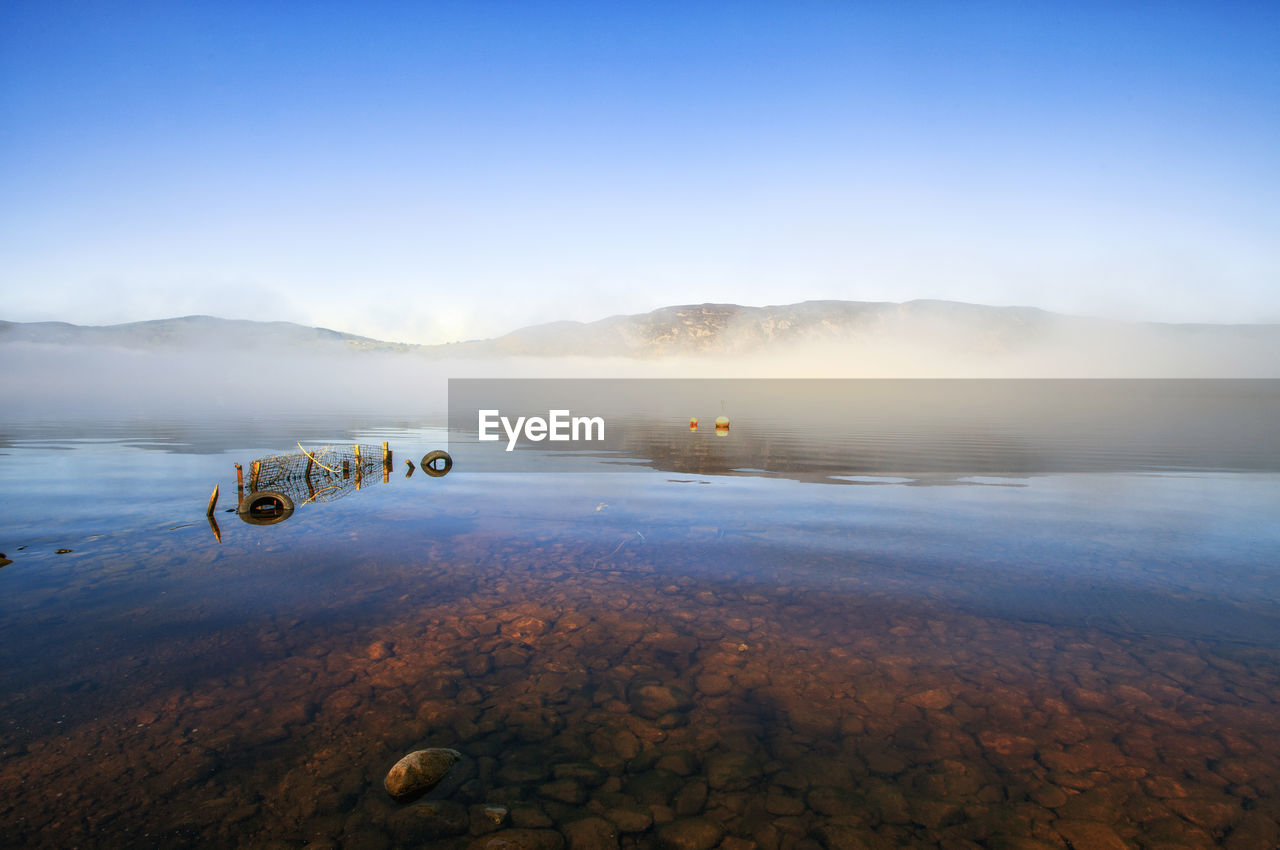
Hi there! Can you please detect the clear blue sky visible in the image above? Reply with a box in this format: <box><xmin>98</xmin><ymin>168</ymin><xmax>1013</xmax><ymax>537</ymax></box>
<box><xmin>2</xmin><ymin>1</ymin><xmax>1277</xmax><ymax>343</ymax></box>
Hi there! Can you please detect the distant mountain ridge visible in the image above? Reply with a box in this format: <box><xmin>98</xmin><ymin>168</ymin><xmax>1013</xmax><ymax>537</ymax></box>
<box><xmin>0</xmin><ymin>314</ymin><xmax>409</xmax><ymax>352</ymax></box>
<box><xmin>459</xmin><ymin>300</ymin><xmax>1063</xmax><ymax>357</ymax></box>
<box><xmin>3</xmin><ymin>300</ymin><xmax>1277</xmax><ymax>360</ymax></box>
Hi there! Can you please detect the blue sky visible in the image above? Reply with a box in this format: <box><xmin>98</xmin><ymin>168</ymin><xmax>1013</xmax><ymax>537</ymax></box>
<box><xmin>2</xmin><ymin>1</ymin><xmax>1277</xmax><ymax>343</ymax></box>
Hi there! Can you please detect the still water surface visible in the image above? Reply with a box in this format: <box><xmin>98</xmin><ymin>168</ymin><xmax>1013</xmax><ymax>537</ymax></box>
<box><xmin>1</xmin><ymin>382</ymin><xmax>1278</xmax><ymax>849</ymax></box>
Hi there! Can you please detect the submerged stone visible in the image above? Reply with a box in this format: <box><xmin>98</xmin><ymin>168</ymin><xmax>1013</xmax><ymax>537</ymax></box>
<box><xmin>384</xmin><ymin>747</ymin><xmax>462</xmax><ymax>800</ymax></box>
<box><xmin>629</xmin><ymin>683</ymin><xmax>693</xmax><ymax>720</ymax></box>
<box><xmin>562</xmin><ymin>816</ymin><xmax>620</xmax><ymax>850</ymax></box>
<box><xmin>656</xmin><ymin>817</ymin><xmax>725</xmax><ymax>850</ymax></box>
<box><xmin>470</xmin><ymin>804</ymin><xmax>510</xmax><ymax>835</ymax></box>
<box><xmin>704</xmin><ymin>751</ymin><xmax>762</xmax><ymax>791</ymax></box>
<box><xmin>603</xmin><ymin>804</ymin><xmax>652</xmax><ymax>833</ymax></box>
<box><xmin>468</xmin><ymin>828</ymin><xmax>566</xmax><ymax>850</ymax></box>
<box><xmin>553</xmin><ymin>762</ymin><xmax>609</xmax><ymax>787</ymax></box>
<box><xmin>1055</xmin><ymin>819</ymin><xmax>1129</xmax><ymax>850</ymax></box>
<box><xmin>388</xmin><ymin>800</ymin><xmax>470</xmax><ymax>842</ymax></box>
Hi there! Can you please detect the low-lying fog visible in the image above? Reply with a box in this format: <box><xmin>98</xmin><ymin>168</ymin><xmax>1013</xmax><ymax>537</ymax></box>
<box><xmin>2</xmin><ymin>323</ymin><xmax>1278</xmax><ymax>423</ymax></box>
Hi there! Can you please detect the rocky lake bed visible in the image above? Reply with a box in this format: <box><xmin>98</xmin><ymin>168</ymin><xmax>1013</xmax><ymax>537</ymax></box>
<box><xmin>1</xmin><ymin>407</ymin><xmax>1278</xmax><ymax>849</ymax></box>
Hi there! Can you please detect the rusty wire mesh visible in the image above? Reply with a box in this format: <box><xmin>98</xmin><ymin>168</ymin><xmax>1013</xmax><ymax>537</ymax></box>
<box><xmin>249</xmin><ymin>444</ymin><xmax>387</xmax><ymax>505</ymax></box>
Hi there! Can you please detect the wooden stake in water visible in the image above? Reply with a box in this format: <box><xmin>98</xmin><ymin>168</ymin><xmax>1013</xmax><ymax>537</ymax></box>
<box><xmin>250</xmin><ymin>461</ymin><xmax>261</xmax><ymax>490</ymax></box>
<box><xmin>234</xmin><ymin>463</ymin><xmax>244</xmax><ymax>490</ymax></box>
<box><xmin>206</xmin><ymin>485</ymin><xmax>219</xmax><ymax>517</ymax></box>
<box><xmin>382</xmin><ymin>441</ymin><xmax>389</xmax><ymax>466</ymax></box>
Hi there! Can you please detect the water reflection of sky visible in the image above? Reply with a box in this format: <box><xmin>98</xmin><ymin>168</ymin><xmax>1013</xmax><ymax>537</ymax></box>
<box><xmin>2</xmin><ymin>418</ymin><xmax>1278</xmax><ymax>648</ymax></box>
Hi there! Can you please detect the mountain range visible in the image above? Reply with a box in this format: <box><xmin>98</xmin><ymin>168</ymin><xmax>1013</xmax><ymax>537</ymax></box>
<box><xmin>4</xmin><ymin>299</ymin><xmax>1277</xmax><ymax>360</ymax></box>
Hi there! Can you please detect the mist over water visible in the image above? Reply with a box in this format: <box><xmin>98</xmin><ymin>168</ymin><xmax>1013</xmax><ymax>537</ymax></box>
<box><xmin>3</xmin><ymin>316</ymin><xmax>1278</xmax><ymax>425</ymax></box>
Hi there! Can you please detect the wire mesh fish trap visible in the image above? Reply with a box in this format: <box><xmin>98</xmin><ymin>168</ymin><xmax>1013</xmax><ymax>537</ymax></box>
<box><xmin>250</xmin><ymin>444</ymin><xmax>386</xmax><ymax>505</ymax></box>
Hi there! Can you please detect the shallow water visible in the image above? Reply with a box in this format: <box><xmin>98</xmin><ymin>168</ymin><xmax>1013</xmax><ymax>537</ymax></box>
<box><xmin>1</xmin><ymin>382</ymin><xmax>1279</xmax><ymax>849</ymax></box>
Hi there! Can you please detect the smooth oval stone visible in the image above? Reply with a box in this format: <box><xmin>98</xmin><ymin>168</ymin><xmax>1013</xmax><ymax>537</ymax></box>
<box><xmin>628</xmin><ymin>683</ymin><xmax>693</xmax><ymax>721</ymax></box>
<box><xmin>385</xmin><ymin>747</ymin><xmax>462</xmax><ymax>800</ymax></box>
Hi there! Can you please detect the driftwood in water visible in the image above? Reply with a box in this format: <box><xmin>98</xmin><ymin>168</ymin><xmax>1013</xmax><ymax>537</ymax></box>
<box><xmin>206</xmin><ymin>485</ymin><xmax>219</xmax><ymax>517</ymax></box>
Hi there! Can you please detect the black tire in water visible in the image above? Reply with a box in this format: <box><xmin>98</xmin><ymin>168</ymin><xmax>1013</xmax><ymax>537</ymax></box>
<box><xmin>421</xmin><ymin>450</ymin><xmax>453</xmax><ymax>478</ymax></box>
<box><xmin>237</xmin><ymin>490</ymin><xmax>295</xmax><ymax>525</ymax></box>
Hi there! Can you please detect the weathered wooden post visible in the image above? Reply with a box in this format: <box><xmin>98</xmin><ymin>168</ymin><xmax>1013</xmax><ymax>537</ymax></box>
<box><xmin>234</xmin><ymin>463</ymin><xmax>244</xmax><ymax>491</ymax></box>
<box><xmin>206</xmin><ymin>485</ymin><xmax>219</xmax><ymax>517</ymax></box>
<box><xmin>250</xmin><ymin>461</ymin><xmax>261</xmax><ymax>491</ymax></box>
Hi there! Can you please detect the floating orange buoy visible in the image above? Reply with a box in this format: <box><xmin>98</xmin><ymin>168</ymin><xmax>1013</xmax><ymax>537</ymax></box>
<box><xmin>689</xmin><ymin>422</ymin><xmax>698</xmax><ymax>432</ymax></box>
<box><xmin>689</xmin><ymin>417</ymin><xmax>698</xmax><ymax>427</ymax></box>
<box><xmin>715</xmin><ymin>415</ymin><xmax>729</xmax><ymax>430</ymax></box>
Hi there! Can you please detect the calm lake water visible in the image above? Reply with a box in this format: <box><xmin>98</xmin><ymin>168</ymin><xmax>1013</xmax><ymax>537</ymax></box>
<box><xmin>1</xmin><ymin>381</ymin><xmax>1279</xmax><ymax>849</ymax></box>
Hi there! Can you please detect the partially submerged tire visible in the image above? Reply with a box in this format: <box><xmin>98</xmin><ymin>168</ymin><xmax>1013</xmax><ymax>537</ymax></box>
<box><xmin>421</xmin><ymin>450</ymin><xmax>453</xmax><ymax>478</ymax></box>
<box><xmin>238</xmin><ymin>490</ymin><xmax>295</xmax><ymax>525</ymax></box>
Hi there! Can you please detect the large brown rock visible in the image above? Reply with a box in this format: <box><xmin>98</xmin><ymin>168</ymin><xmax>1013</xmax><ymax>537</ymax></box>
<box><xmin>384</xmin><ymin>747</ymin><xmax>462</xmax><ymax>800</ymax></box>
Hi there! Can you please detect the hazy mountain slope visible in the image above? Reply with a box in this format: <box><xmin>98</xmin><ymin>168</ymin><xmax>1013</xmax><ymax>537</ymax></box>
<box><xmin>430</xmin><ymin>299</ymin><xmax>1275</xmax><ymax>359</ymax></box>
<box><xmin>0</xmin><ymin>315</ymin><xmax>408</xmax><ymax>352</ymax></box>
<box><xmin>3</xmin><ymin>302</ymin><xmax>1277</xmax><ymax>370</ymax></box>
<box><xmin>424</xmin><ymin>300</ymin><xmax>1062</xmax><ymax>358</ymax></box>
